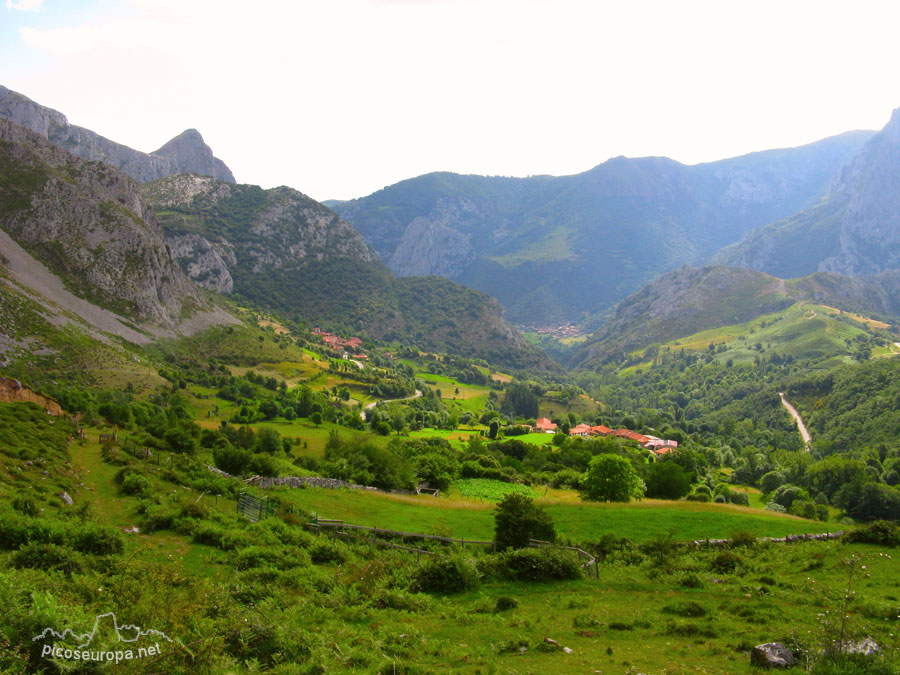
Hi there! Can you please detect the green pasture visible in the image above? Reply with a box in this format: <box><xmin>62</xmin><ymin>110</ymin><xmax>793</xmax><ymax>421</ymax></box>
<box><xmin>280</xmin><ymin>486</ymin><xmax>842</xmax><ymax>544</ymax></box>
<box><xmin>538</xmin><ymin>393</ymin><xmax>602</xmax><ymax>420</ymax></box>
<box><xmin>669</xmin><ymin>302</ymin><xmax>890</xmax><ymax>365</ymax></box>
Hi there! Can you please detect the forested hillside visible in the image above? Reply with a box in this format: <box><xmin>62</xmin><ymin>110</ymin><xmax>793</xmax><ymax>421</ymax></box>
<box><xmin>331</xmin><ymin>132</ymin><xmax>871</xmax><ymax>325</ymax></box>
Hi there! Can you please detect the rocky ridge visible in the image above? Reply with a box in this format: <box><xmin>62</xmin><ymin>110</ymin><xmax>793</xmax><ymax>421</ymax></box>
<box><xmin>331</xmin><ymin>132</ymin><xmax>873</xmax><ymax>324</ymax></box>
<box><xmin>716</xmin><ymin>108</ymin><xmax>900</xmax><ymax>278</ymax></box>
<box><xmin>0</xmin><ymin>118</ymin><xmax>205</xmax><ymax>327</ymax></box>
<box><xmin>0</xmin><ymin>85</ymin><xmax>234</xmax><ymax>184</ymax></box>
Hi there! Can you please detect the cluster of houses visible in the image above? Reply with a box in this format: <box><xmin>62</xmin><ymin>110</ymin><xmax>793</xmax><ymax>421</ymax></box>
<box><xmin>533</xmin><ymin>417</ymin><xmax>679</xmax><ymax>457</ymax></box>
<box><xmin>311</xmin><ymin>328</ymin><xmax>368</xmax><ymax>361</ymax></box>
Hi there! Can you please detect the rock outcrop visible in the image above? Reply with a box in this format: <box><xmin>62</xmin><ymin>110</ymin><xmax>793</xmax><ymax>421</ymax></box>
<box><xmin>0</xmin><ymin>377</ymin><xmax>64</xmax><ymax>415</ymax></box>
<box><xmin>0</xmin><ymin>118</ymin><xmax>201</xmax><ymax>326</ymax></box>
<box><xmin>0</xmin><ymin>85</ymin><xmax>234</xmax><ymax>183</ymax></box>
<box><xmin>718</xmin><ymin>107</ymin><xmax>900</xmax><ymax>279</ymax></box>
<box><xmin>750</xmin><ymin>643</ymin><xmax>797</xmax><ymax>669</ymax></box>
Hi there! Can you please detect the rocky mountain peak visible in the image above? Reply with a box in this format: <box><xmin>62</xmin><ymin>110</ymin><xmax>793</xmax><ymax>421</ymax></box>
<box><xmin>152</xmin><ymin>129</ymin><xmax>235</xmax><ymax>183</ymax></box>
<box><xmin>0</xmin><ymin>85</ymin><xmax>235</xmax><ymax>184</ymax></box>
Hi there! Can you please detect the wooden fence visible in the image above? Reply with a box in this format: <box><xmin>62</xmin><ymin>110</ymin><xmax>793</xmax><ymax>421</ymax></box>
<box><xmin>305</xmin><ymin>517</ymin><xmax>598</xmax><ymax>576</ymax></box>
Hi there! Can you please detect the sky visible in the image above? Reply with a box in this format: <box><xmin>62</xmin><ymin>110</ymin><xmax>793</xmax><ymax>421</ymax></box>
<box><xmin>3</xmin><ymin>0</ymin><xmax>900</xmax><ymax>202</ymax></box>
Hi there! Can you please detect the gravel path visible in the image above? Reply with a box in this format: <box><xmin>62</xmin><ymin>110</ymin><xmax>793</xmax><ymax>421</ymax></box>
<box><xmin>360</xmin><ymin>389</ymin><xmax>423</xmax><ymax>420</ymax></box>
<box><xmin>779</xmin><ymin>392</ymin><xmax>811</xmax><ymax>451</ymax></box>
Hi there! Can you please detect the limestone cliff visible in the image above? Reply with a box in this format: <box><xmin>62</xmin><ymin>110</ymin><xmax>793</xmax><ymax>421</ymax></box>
<box><xmin>717</xmin><ymin>108</ymin><xmax>900</xmax><ymax>278</ymax></box>
<box><xmin>0</xmin><ymin>85</ymin><xmax>234</xmax><ymax>183</ymax></box>
<box><xmin>0</xmin><ymin>118</ymin><xmax>202</xmax><ymax>326</ymax></box>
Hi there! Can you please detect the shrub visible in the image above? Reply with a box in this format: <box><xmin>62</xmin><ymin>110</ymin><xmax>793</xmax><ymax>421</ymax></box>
<box><xmin>759</xmin><ymin>470</ymin><xmax>787</xmax><ymax>494</ymax></box>
<box><xmin>413</xmin><ymin>554</ymin><xmax>480</xmax><ymax>594</ymax></box>
<box><xmin>790</xmin><ymin>499</ymin><xmax>818</xmax><ymax>520</ymax></box>
<box><xmin>120</xmin><ymin>472</ymin><xmax>152</xmax><ymax>497</ymax></box>
<box><xmin>494</xmin><ymin>596</ymin><xmax>518</xmax><ymax>612</ymax></box>
<box><xmin>644</xmin><ymin>460</ymin><xmax>692</xmax><ymax>500</ymax></box>
<box><xmin>678</xmin><ymin>572</ymin><xmax>704</xmax><ymax>589</ymax></box>
<box><xmin>233</xmin><ymin>545</ymin><xmax>310</xmax><ymax>571</ymax></box>
<box><xmin>213</xmin><ymin>445</ymin><xmax>252</xmax><ymax>476</ymax></box>
<box><xmin>662</xmin><ymin>601</ymin><xmax>707</xmax><ymax>618</ymax></box>
<box><xmin>140</xmin><ymin>500</ymin><xmax>179</xmax><ymax>532</ymax></box>
<box><xmin>710</xmin><ymin>550</ymin><xmax>742</xmax><ymax>573</ymax></box>
<box><xmin>845</xmin><ymin>520</ymin><xmax>900</xmax><ymax>547</ymax></box>
<box><xmin>11</xmin><ymin>497</ymin><xmax>38</xmax><ymax>516</ymax></box>
<box><xmin>493</xmin><ymin>547</ymin><xmax>582</xmax><ymax>582</ymax></box>
<box><xmin>772</xmin><ymin>484</ymin><xmax>810</xmax><ymax>510</ymax></box>
<box><xmin>71</xmin><ymin>523</ymin><xmax>124</xmax><ymax>555</ymax></box>
<box><xmin>309</xmin><ymin>539</ymin><xmax>349</xmax><ymax>565</ymax></box>
<box><xmin>493</xmin><ymin>493</ymin><xmax>555</xmax><ymax>550</ymax></box>
<box><xmin>729</xmin><ymin>530</ymin><xmax>756</xmax><ymax>548</ymax></box>
<box><xmin>10</xmin><ymin>543</ymin><xmax>84</xmax><ymax>575</ymax></box>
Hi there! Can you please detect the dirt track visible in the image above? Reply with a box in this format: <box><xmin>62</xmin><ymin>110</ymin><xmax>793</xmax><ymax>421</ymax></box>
<box><xmin>779</xmin><ymin>392</ymin><xmax>811</xmax><ymax>451</ymax></box>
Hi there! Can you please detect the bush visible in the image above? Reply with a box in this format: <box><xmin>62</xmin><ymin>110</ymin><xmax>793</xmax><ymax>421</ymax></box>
<box><xmin>790</xmin><ymin>499</ymin><xmax>818</xmax><ymax>520</ymax></box>
<box><xmin>11</xmin><ymin>497</ymin><xmax>38</xmax><ymax>516</ymax></box>
<box><xmin>10</xmin><ymin>543</ymin><xmax>84</xmax><ymax>575</ymax></box>
<box><xmin>413</xmin><ymin>554</ymin><xmax>480</xmax><ymax>594</ymax></box>
<box><xmin>493</xmin><ymin>493</ymin><xmax>555</xmax><ymax>550</ymax></box>
<box><xmin>678</xmin><ymin>572</ymin><xmax>704</xmax><ymax>589</ymax></box>
<box><xmin>493</xmin><ymin>547</ymin><xmax>582</xmax><ymax>582</ymax></box>
<box><xmin>662</xmin><ymin>601</ymin><xmax>707</xmax><ymax>618</ymax></box>
<box><xmin>120</xmin><ymin>472</ymin><xmax>152</xmax><ymax>497</ymax></box>
<box><xmin>709</xmin><ymin>550</ymin><xmax>742</xmax><ymax>573</ymax></box>
<box><xmin>213</xmin><ymin>445</ymin><xmax>252</xmax><ymax>476</ymax></box>
<box><xmin>309</xmin><ymin>539</ymin><xmax>349</xmax><ymax>565</ymax></box>
<box><xmin>772</xmin><ymin>484</ymin><xmax>810</xmax><ymax>510</ymax></box>
<box><xmin>233</xmin><ymin>545</ymin><xmax>310</xmax><ymax>571</ymax></box>
<box><xmin>140</xmin><ymin>500</ymin><xmax>180</xmax><ymax>532</ymax></box>
<box><xmin>730</xmin><ymin>530</ymin><xmax>756</xmax><ymax>548</ymax></box>
<box><xmin>72</xmin><ymin>523</ymin><xmax>124</xmax><ymax>555</ymax></box>
<box><xmin>494</xmin><ymin>596</ymin><xmax>518</xmax><ymax>612</ymax></box>
<box><xmin>845</xmin><ymin>520</ymin><xmax>900</xmax><ymax>547</ymax></box>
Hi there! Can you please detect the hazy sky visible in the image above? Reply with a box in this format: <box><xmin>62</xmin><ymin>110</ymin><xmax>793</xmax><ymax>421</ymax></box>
<box><xmin>3</xmin><ymin>0</ymin><xmax>900</xmax><ymax>201</ymax></box>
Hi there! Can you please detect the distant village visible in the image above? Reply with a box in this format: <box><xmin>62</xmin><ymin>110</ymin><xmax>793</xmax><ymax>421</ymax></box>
<box><xmin>527</xmin><ymin>324</ymin><xmax>585</xmax><ymax>339</ymax></box>
<box><xmin>311</xmin><ymin>329</ymin><xmax>679</xmax><ymax>456</ymax></box>
<box><xmin>311</xmin><ymin>328</ymin><xmax>370</xmax><ymax>362</ymax></box>
<box><xmin>531</xmin><ymin>417</ymin><xmax>679</xmax><ymax>457</ymax></box>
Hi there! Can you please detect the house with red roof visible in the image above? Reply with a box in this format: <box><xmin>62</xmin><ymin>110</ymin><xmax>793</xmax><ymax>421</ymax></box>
<box><xmin>534</xmin><ymin>417</ymin><xmax>558</xmax><ymax>433</ymax></box>
<box><xmin>590</xmin><ymin>425</ymin><xmax>613</xmax><ymax>436</ymax></box>
<box><xmin>570</xmin><ymin>423</ymin><xmax>592</xmax><ymax>437</ymax></box>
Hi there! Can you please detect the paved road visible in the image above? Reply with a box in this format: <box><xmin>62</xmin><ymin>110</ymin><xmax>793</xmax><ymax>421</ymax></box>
<box><xmin>779</xmin><ymin>392</ymin><xmax>811</xmax><ymax>451</ymax></box>
<box><xmin>360</xmin><ymin>389</ymin><xmax>423</xmax><ymax>420</ymax></box>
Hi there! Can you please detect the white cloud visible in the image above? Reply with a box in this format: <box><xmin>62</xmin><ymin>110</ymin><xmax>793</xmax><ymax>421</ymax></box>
<box><xmin>6</xmin><ymin>0</ymin><xmax>43</xmax><ymax>11</ymax></box>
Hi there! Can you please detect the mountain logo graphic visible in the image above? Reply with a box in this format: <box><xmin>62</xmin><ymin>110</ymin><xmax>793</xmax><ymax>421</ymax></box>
<box><xmin>32</xmin><ymin>612</ymin><xmax>173</xmax><ymax>649</ymax></box>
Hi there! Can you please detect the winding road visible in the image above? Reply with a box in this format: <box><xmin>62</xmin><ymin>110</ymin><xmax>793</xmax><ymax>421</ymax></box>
<box><xmin>360</xmin><ymin>389</ymin><xmax>423</xmax><ymax>420</ymax></box>
<box><xmin>779</xmin><ymin>392</ymin><xmax>811</xmax><ymax>451</ymax></box>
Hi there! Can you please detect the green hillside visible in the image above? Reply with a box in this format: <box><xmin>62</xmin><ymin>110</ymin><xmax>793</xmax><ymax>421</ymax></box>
<box><xmin>574</xmin><ymin>265</ymin><xmax>898</xmax><ymax>371</ymax></box>
<box><xmin>144</xmin><ymin>176</ymin><xmax>553</xmax><ymax>372</ymax></box>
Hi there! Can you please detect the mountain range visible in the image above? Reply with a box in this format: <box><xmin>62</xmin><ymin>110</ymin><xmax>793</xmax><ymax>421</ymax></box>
<box><xmin>3</xmin><ymin>81</ymin><xmax>900</xmax><ymax>380</ymax></box>
<box><xmin>328</xmin><ymin>131</ymin><xmax>873</xmax><ymax>326</ymax></box>
<box><xmin>0</xmin><ymin>86</ymin><xmax>552</xmax><ymax>376</ymax></box>
<box><xmin>716</xmin><ymin>108</ymin><xmax>900</xmax><ymax>278</ymax></box>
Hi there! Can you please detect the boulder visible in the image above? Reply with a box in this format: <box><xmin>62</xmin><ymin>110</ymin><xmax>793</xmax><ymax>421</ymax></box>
<box><xmin>845</xmin><ymin>637</ymin><xmax>881</xmax><ymax>657</ymax></box>
<box><xmin>59</xmin><ymin>491</ymin><xmax>74</xmax><ymax>505</ymax></box>
<box><xmin>750</xmin><ymin>642</ymin><xmax>797</xmax><ymax>669</ymax></box>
